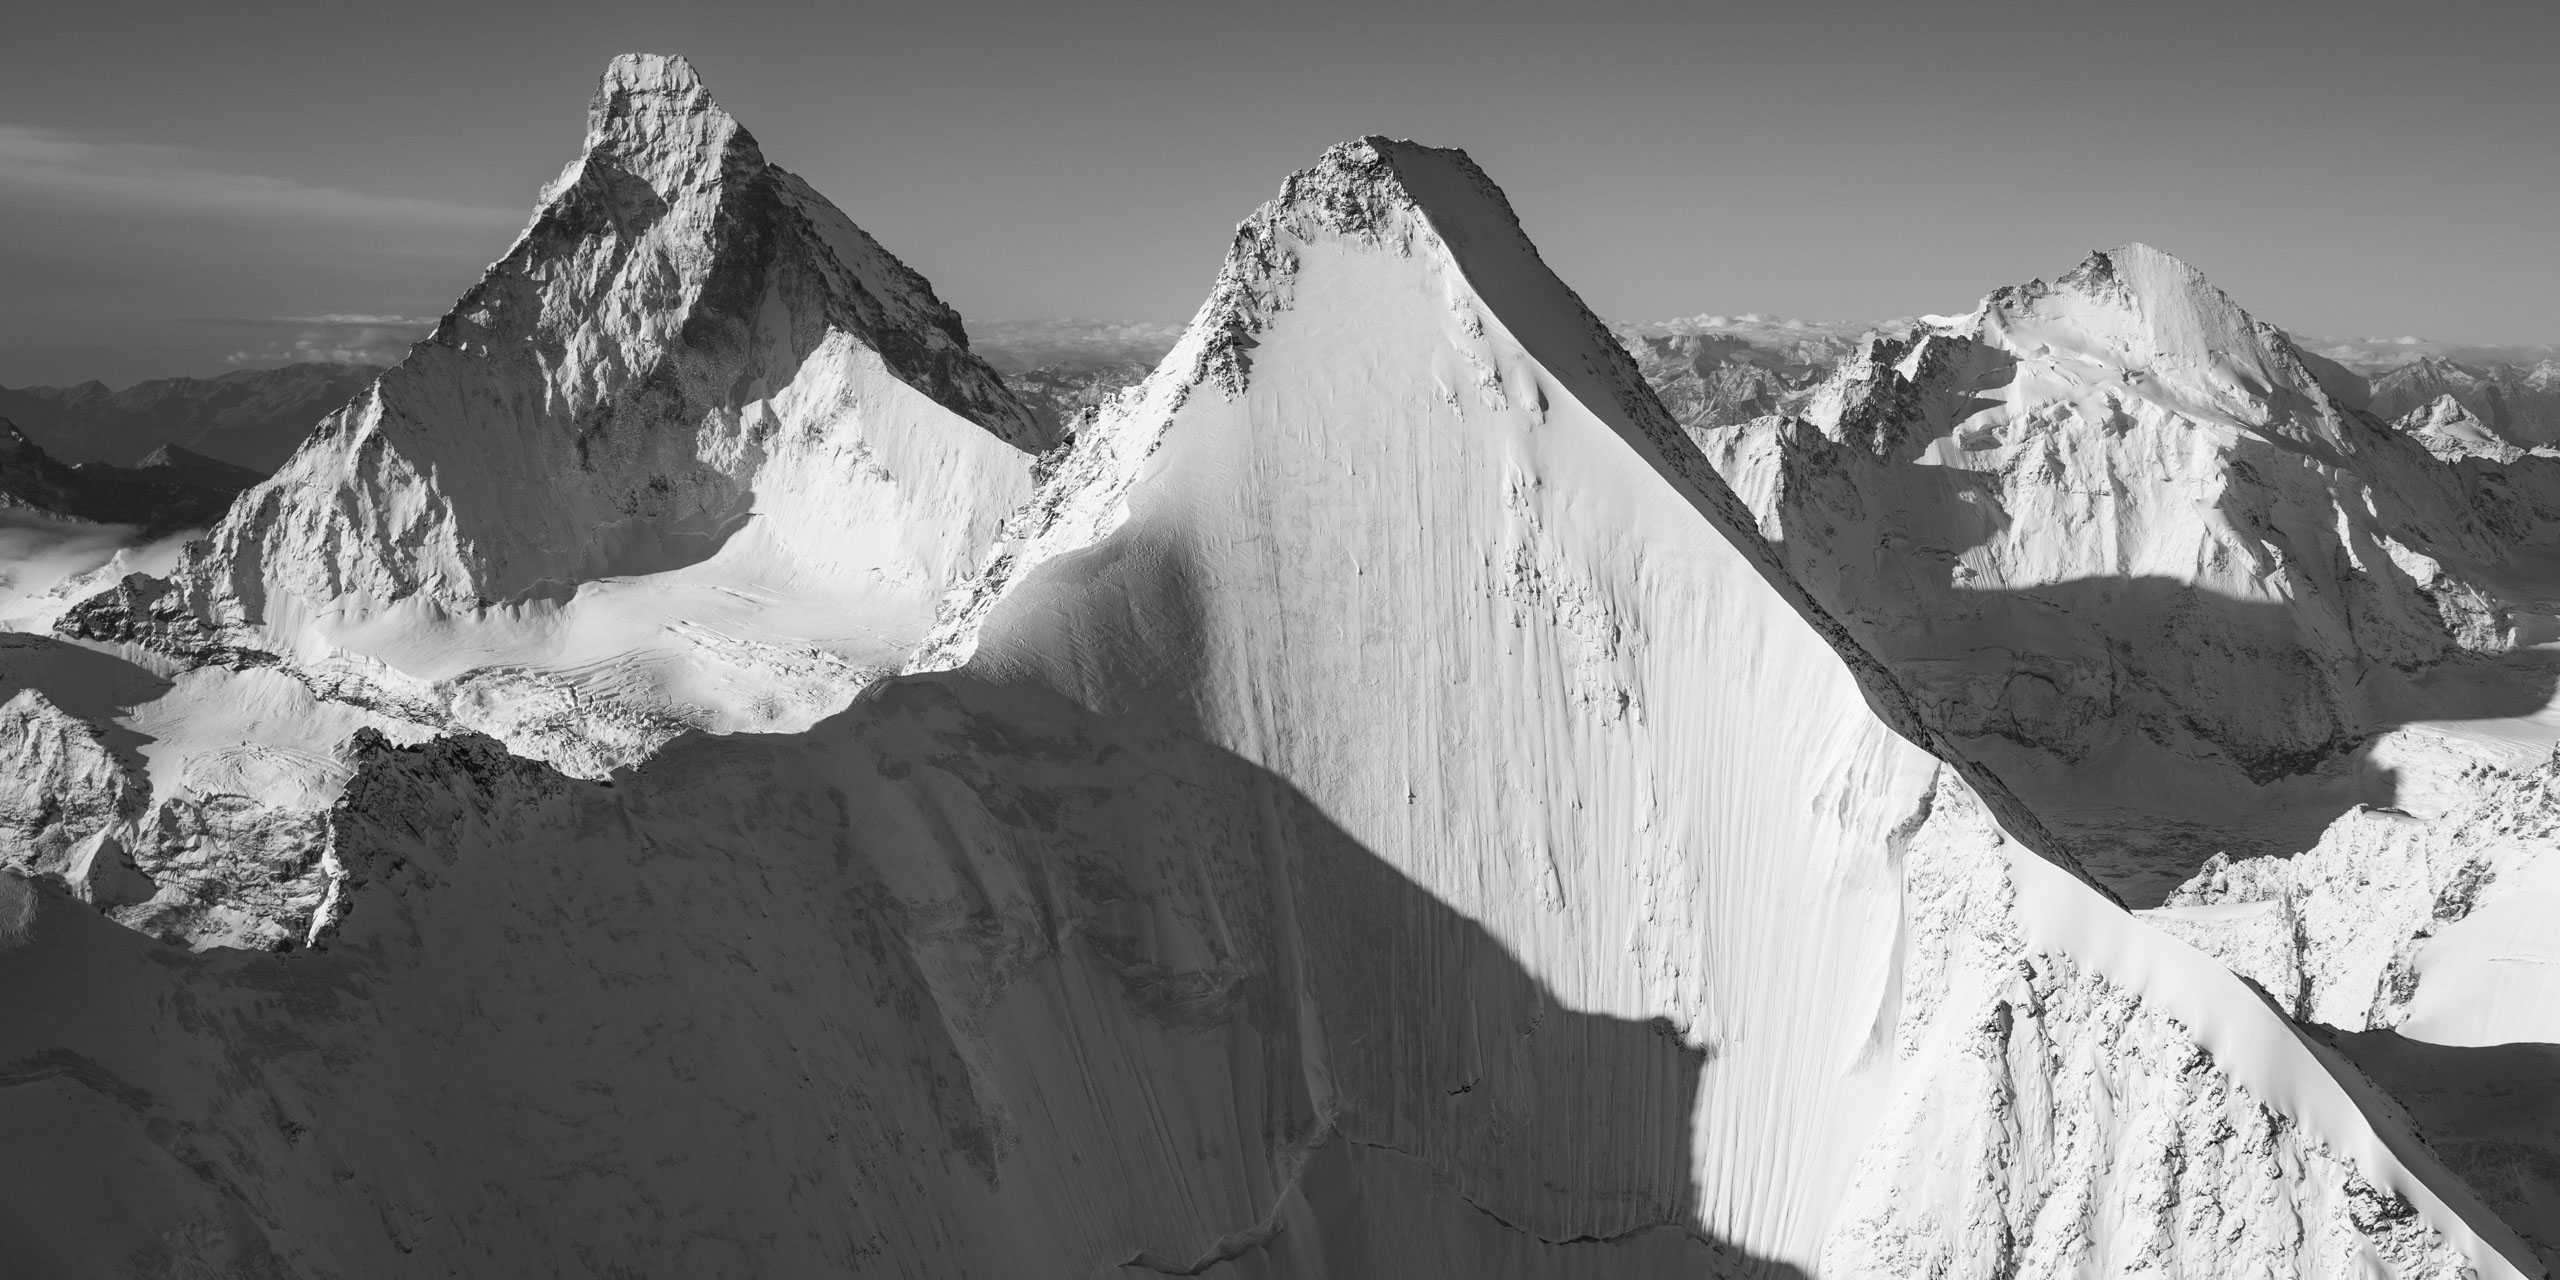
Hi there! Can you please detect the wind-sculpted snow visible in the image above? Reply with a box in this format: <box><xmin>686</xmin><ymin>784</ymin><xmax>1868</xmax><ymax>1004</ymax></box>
<box><xmin>1698</xmin><ymin>243</ymin><xmax>2560</xmax><ymax>900</ymax></box>
<box><xmin>16</xmin><ymin>55</ymin><xmax>1046</xmax><ymax>946</ymax></box>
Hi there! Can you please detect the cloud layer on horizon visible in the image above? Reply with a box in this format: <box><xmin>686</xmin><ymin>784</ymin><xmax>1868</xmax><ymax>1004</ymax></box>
<box><xmin>0</xmin><ymin>125</ymin><xmax>517</xmax><ymax>230</ymax></box>
<box><xmin>213</xmin><ymin>314</ymin><xmax>440</xmax><ymax>369</ymax></box>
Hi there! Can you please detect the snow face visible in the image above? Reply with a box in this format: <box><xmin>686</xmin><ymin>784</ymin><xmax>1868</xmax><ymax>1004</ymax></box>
<box><xmin>1697</xmin><ymin>243</ymin><xmax>2560</xmax><ymax>901</ymax></box>
<box><xmin>891</xmin><ymin>141</ymin><xmax>2526</xmax><ymax>1274</ymax></box>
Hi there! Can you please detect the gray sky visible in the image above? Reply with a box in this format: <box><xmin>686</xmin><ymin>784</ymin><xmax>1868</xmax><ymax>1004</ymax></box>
<box><xmin>3</xmin><ymin>0</ymin><xmax>2553</xmax><ymax>386</ymax></box>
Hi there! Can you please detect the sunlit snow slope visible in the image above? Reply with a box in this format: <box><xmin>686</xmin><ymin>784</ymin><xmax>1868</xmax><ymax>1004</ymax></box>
<box><xmin>897</xmin><ymin>139</ymin><xmax>2528</xmax><ymax>1275</ymax></box>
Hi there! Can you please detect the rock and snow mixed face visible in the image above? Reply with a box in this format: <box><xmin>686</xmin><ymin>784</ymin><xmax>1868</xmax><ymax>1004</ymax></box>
<box><xmin>0</xmin><ymin>57</ymin><xmax>2541</xmax><ymax>1280</ymax></box>
<box><xmin>901</xmin><ymin>138</ymin><xmax>2524</xmax><ymax>1274</ymax></box>
<box><xmin>1697</xmin><ymin>242</ymin><xmax>2560</xmax><ymax>901</ymax></box>
<box><xmin>164</xmin><ymin>51</ymin><xmax>1045</xmax><ymax>769</ymax></box>
<box><xmin>1675</xmin><ymin>242</ymin><xmax>2560</xmax><ymax>1265</ymax></box>
<box><xmin>2142</xmin><ymin>757</ymin><xmax>2560</xmax><ymax>1267</ymax></box>
<box><xmin>6</xmin><ymin>55</ymin><xmax>1049</xmax><ymax>946</ymax></box>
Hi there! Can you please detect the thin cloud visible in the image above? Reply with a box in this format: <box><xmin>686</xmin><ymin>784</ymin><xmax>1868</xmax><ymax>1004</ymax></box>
<box><xmin>210</xmin><ymin>313</ymin><xmax>439</xmax><ymax>368</ymax></box>
<box><xmin>0</xmin><ymin>124</ymin><xmax>517</xmax><ymax>229</ymax></box>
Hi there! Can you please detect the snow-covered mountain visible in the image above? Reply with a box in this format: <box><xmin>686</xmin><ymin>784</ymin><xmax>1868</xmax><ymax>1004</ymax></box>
<box><xmin>1686</xmin><ymin>244</ymin><xmax>2560</xmax><ymax>1266</ymax></box>
<box><xmin>2365</xmin><ymin>356</ymin><xmax>2560</xmax><ymax>449</ymax></box>
<box><xmin>0</xmin><ymin>421</ymin><xmax>254</xmax><ymax>532</ymax></box>
<box><xmin>0</xmin><ymin>54</ymin><xmax>2543</xmax><ymax>1280</ymax></box>
<box><xmin>1696</xmin><ymin>244</ymin><xmax>2560</xmax><ymax>902</ymax></box>
<box><xmin>36</xmin><ymin>52</ymin><xmax>1047</xmax><ymax>946</ymax></box>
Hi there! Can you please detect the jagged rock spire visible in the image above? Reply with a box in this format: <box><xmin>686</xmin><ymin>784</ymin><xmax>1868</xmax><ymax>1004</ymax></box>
<box><xmin>573</xmin><ymin>54</ymin><xmax>762</xmax><ymax>200</ymax></box>
<box><xmin>180</xmin><ymin>53</ymin><xmax>1041</xmax><ymax>626</ymax></box>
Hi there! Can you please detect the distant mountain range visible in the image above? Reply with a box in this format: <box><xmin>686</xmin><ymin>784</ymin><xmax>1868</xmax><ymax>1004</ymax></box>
<box><xmin>0</xmin><ymin>363</ymin><xmax>378</xmax><ymax>471</ymax></box>
<box><xmin>0</xmin><ymin>418</ymin><xmax>260</xmax><ymax>532</ymax></box>
<box><xmin>16</xmin><ymin>320</ymin><xmax>2551</xmax><ymax>474</ymax></box>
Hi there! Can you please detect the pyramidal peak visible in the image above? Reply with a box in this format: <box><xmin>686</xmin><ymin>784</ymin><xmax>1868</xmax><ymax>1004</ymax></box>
<box><xmin>34</xmin><ymin>53</ymin><xmax>1058</xmax><ymax>939</ymax></box>
<box><xmin>1940</xmin><ymin>237</ymin><xmax>2389</xmax><ymax>452</ymax></box>
<box><xmin>916</xmin><ymin>133</ymin><xmax>1738</xmax><ymax>674</ymax></box>
<box><xmin>559</xmin><ymin>53</ymin><xmax>760</xmax><ymax>202</ymax></box>
<box><xmin>178</xmin><ymin>50</ymin><xmax>1043</xmax><ymax>630</ymax></box>
<box><xmin>1990</xmin><ymin>241</ymin><xmax>2270</xmax><ymax>369</ymax></box>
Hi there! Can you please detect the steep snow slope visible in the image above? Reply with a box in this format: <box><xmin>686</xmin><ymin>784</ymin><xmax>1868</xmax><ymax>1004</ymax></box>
<box><xmin>0</xmin><ymin>133</ymin><xmax>2528</xmax><ymax>1277</ymax></box>
<box><xmin>8</xmin><ymin>55</ymin><xmax>1045</xmax><ymax>947</ymax></box>
<box><xmin>1698</xmin><ymin>244</ymin><xmax>2560</xmax><ymax>899</ymax></box>
<box><xmin>916</xmin><ymin>141</ymin><xmax>2526</xmax><ymax>1274</ymax></box>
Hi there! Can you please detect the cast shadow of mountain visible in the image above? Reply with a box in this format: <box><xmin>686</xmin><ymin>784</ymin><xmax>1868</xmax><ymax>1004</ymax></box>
<box><xmin>1758</xmin><ymin>358</ymin><xmax>2560</xmax><ymax>903</ymax></box>
<box><xmin>0</xmin><ymin>632</ymin><xmax>175</xmax><ymax>767</ymax></box>
<box><xmin>2322</xmin><ymin>1029</ymin><xmax>2560</xmax><ymax>1270</ymax></box>
<box><xmin>0</xmin><ymin>668</ymin><xmax>1807</xmax><ymax>1277</ymax></box>
<box><xmin>1854</xmin><ymin>567</ymin><xmax>2560</xmax><ymax>905</ymax></box>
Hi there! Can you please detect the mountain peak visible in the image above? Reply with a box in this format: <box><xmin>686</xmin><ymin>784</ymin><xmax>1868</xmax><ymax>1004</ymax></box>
<box><xmin>2072</xmin><ymin>240</ymin><xmax>2204</xmax><ymax>283</ymax></box>
<box><xmin>158</xmin><ymin>50</ymin><xmax>1039</xmax><ymax>640</ymax></box>
<box><xmin>1170</xmin><ymin>134</ymin><xmax>1589</xmax><ymax>405</ymax></box>
<box><xmin>576</xmin><ymin>52</ymin><xmax>759</xmax><ymax>193</ymax></box>
<box><xmin>1268</xmin><ymin>136</ymin><xmax>1526</xmax><ymax>251</ymax></box>
<box><xmin>1980</xmin><ymin>240</ymin><xmax>2303</xmax><ymax>398</ymax></box>
<box><xmin>2053</xmin><ymin>241</ymin><xmax>2243</xmax><ymax>328</ymax></box>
